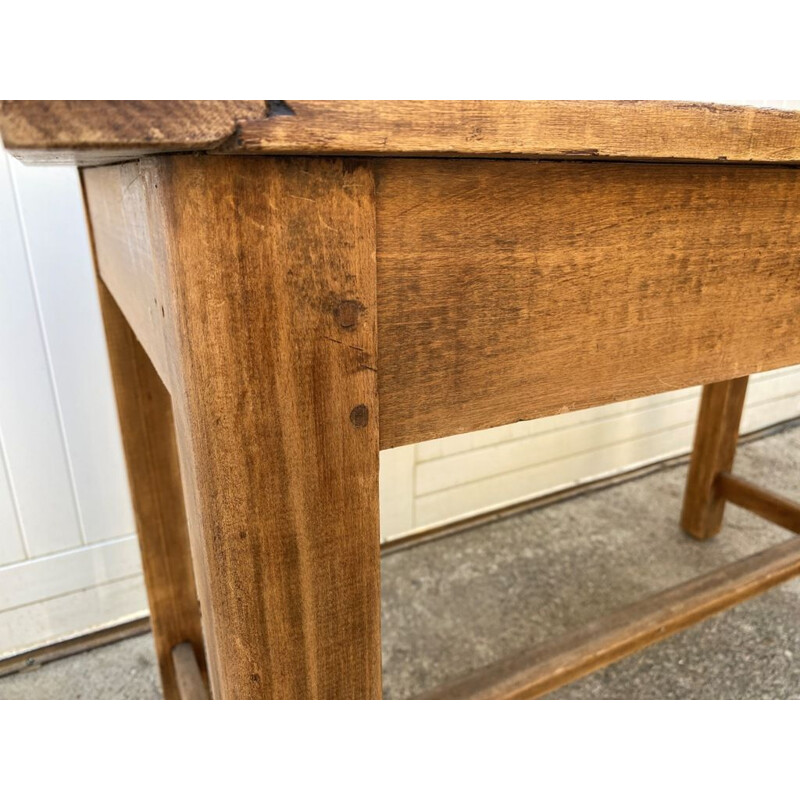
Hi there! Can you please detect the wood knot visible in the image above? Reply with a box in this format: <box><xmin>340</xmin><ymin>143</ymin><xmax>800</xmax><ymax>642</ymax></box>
<box><xmin>350</xmin><ymin>405</ymin><xmax>369</xmax><ymax>428</ymax></box>
<box><xmin>334</xmin><ymin>300</ymin><xmax>361</xmax><ymax>328</ymax></box>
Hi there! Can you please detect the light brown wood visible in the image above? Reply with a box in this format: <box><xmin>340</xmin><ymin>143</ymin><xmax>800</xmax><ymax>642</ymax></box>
<box><xmin>681</xmin><ymin>378</ymin><xmax>750</xmax><ymax>539</ymax></box>
<box><xmin>120</xmin><ymin>155</ymin><xmax>381</xmax><ymax>699</ymax></box>
<box><xmin>231</xmin><ymin>101</ymin><xmax>800</xmax><ymax>163</ymax></box>
<box><xmin>0</xmin><ymin>101</ymin><xmax>267</xmax><ymax>165</ymax></box>
<box><xmin>375</xmin><ymin>160</ymin><xmax>800</xmax><ymax>447</ymax></box>
<box><xmin>6</xmin><ymin>101</ymin><xmax>800</xmax><ymax>165</ymax></box>
<box><xmin>83</xmin><ymin>163</ymin><xmax>172</xmax><ymax>387</ymax></box>
<box><xmin>423</xmin><ymin>535</ymin><xmax>800</xmax><ymax>699</ymax></box>
<box><xmin>67</xmin><ymin>133</ymin><xmax>800</xmax><ymax>700</ymax></box>
<box><xmin>91</xmin><ymin>277</ymin><xmax>206</xmax><ymax>700</ymax></box>
<box><xmin>85</xmin><ymin>156</ymin><xmax>800</xmax><ymax>451</ymax></box>
<box><xmin>83</xmin><ymin>155</ymin><xmax>383</xmax><ymax>697</ymax></box>
<box><xmin>717</xmin><ymin>473</ymin><xmax>800</xmax><ymax>534</ymax></box>
<box><xmin>171</xmin><ymin>642</ymin><xmax>209</xmax><ymax>700</ymax></box>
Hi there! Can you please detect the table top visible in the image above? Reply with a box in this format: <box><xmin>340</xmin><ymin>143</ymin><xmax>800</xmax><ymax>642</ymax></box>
<box><xmin>2</xmin><ymin>100</ymin><xmax>800</xmax><ymax>166</ymax></box>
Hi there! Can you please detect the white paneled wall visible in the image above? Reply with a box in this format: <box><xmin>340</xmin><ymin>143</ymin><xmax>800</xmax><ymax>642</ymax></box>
<box><xmin>2</xmin><ymin>113</ymin><xmax>800</xmax><ymax>656</ymax></box>
<box><xmin>0</xmin><ymin>146</ymin><xmax>144</xmax><ymax>658</ymax></box>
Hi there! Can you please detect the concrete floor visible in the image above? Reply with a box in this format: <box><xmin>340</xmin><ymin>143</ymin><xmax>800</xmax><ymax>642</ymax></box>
<box><xmin>2</xmin><ymin>423</ymin><xmax>799</xmax><ymax>700</ymax></box>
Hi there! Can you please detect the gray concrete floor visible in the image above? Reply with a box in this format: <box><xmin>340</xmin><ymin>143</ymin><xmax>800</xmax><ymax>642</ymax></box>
<box><xmin>2</xmin><ymin>424</ymin><xmax>799</xmax><ymax>700</ymax></box>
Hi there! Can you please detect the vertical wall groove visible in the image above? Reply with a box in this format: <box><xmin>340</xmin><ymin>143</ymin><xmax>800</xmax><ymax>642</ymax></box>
<box><xmin>6</xmin><ymin>153</ymin><xmax>88</xmax><ymax>545</ymax></box>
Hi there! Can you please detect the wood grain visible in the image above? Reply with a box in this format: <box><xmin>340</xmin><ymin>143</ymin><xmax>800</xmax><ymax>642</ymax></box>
<box><xmin>84</xmin><ymin>156</ymin><xmax>800</xmax><ymax>452</ymax></box>
<box><xmin>375</xmin><ymin>160</ymin><xmax>800</xmax><ymax>447</ymax></box>
<box><xmin>146</xmin><ymin>156</ymin><xmax>382</xmax><ymax>699</ymax></box>
<box><xmin>6</xmin><ymin>101</ymin><xmax>800</xmax><ymax>165</ymax></box>
<box><xmin>717</xmin><ymin>473</ymin><xmax>800</xmax><ymax>534</ymax></box>
<box><xmin>83</xmin><ymin>163</ymin><xmax>172</xmax><ymax>387</ymax></box>
<box><xmin>681</xmin><ymin>379</ymin><xmax>749</xmax><ymax>539</ymax></box>
<box><xmin>68</xmin><ymin>146</ymin><xmax>800</xmax><ymax>701</ymax></box>
<box><xmin>423</xmin><ymin>536</ymin><xmax>800</xmax><ymax>699</ymax></box>
<box><xmin>232</xmin><ymin>101</ymin><xmax>800</xmax><ymax>163</ymax></box>
<box><xmin>171</xmin><ymin>642</ymin><xmax>209</xmax><ymax>700</ymax></box>
<box><xmin>91</xmin><ymin>277</ymin><xmax>206</xmax><ymax>700</ymax></box>
<box><xmin>0</xmin><ymin>101</ymin><xmax>266</xmax><ymax>165</ymax></box>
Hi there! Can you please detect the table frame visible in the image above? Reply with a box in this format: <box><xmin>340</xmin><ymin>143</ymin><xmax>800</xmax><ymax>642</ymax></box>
<box><xmin>6</xmin><ymin>101</ymin><xmax>800</xmax><ymax>699</ymax></box>
<box><xmin>77</xmin><ymin>154</ymin><xmax>800</xmax><ymax>700</ymax></box>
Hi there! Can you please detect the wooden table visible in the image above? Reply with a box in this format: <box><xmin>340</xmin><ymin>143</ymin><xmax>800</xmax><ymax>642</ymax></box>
<box><xmin>3</xmin><ymin>100</ymin><xmax>800</xmax><ymax>700</ymax></box>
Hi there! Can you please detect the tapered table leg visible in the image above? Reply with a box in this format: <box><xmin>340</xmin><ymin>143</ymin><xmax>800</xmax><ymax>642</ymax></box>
<box><xmin>152</xmin><ymin>156</ymin><xmax>382</xmax><ymax>699</ymax></box>
<box><xmin>682</xmin><ymin>377</ymin><xmax>749</xmax><ymax>540</ymax></box>
<box><xmin>94</xmin><ymin>279</ymin><xmax>206</xmax><ymax>699</ymax></box>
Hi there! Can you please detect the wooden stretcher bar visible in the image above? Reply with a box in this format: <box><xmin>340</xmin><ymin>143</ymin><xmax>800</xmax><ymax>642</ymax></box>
<box><xmin>423</xmin><ymin>534</ymin><xmax>800</xmax><ymax>699</ymax></box>
<box><xmin>171</xmin><ymin>642</ymin><xmax>209</xmax><ymax>700</ymax></box>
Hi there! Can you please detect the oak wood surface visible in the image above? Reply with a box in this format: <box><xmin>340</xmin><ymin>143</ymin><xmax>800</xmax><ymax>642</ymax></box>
<box><xmin>0</xmin><ymin>101</ymin><xmax>266</xmax><ymax>165</ymax></box>
<box><xmin>231</xmin><ymin>101</ymin><xmax>800</xmax><ymax>163</ymax></box>
<box><xmin>375</xmin><ymin>160</ymin><xmax>800</xmax><ymax>447</ymax></box>
<box><xmin>142</xmin><ymin>155</ymin><xmax>382</xmax><ymax>699</ymax></box>
<box><xmin>84</xmin><ymin>155</ymin><xmax>800</xmax><ymax>451</ymax></box>
<box><xmin>717</xmin><ymin>473</ymin><xmax>800</xmax><ymax>535</ymax></box>
<box><xmin>681</xmin><ymin>379</ymin><xmax>750</xmax><ymax>539</ymax></box>
<box><xmin>423</xmin><ymin>535</ymin><xmax>800</xmax><ymax>699</ymax></box>
<box><xmin>171</xmin><ymin>642</ymin><xmax>209</xmax><ymax>700</ymax></box>
<box><xmin>67</xmin><ymin>139</ymin><xmax>800</xmax><ymax>700</ymax></box>
<box><xmin>5</xmin><ymin>101</ymin><xmax>800</xmax><ymax>165</ymax></box>
<box><xmin>83</xmin><ymin>163</ymin><xmax>172</xmax><ymax>386</ymax></box>
<box><xmin>91</xmin><ymin>277</ymin><xmax>206</xmax><ymax>700</ymax></box>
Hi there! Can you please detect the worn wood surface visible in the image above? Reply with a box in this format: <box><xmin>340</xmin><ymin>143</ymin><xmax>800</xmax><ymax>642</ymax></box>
<box><xmin>231</xmin><ymin>101</ymin><xmax>800</xmax><ymax>163</ymax></box>
<box><xmin>171</xmin><ymin>642</ymin><xmax>209</xmax><ymax>700</ymax></box>
<box><xmin>0</xmin><ymin>101</ymin><xmax>266</xmax><ymax>165</ymax></box>
<box><xmin>5</xmin><ymin>101</ymin><xmax>800</xmax><ymax>165</ymax></box>
<box><xmin>138</xmin><ymin>155</ymin><xmax>382</xmax><ymax>699</ymax></box>
<box><xmin>423</xmin><ymin>536</ymin><xmax>800</xmax><ymax>699</ymax></box>
<box><xmin>77</xmin><ymin>150</ymin><xmax>800</xmax><ymax>700</ymax></box>
<box><xmin>375</xmin><ymin>160</ymin><xmax>800</xmax><ymax>447</ymax></box>
<box><xmin>91</xmin><ymin>276</ymin><xmax>206</xmax><ymax>700</ymax></box>
<box><xmin>83</xmin><ymin>164</ymin><xmax>172</xmax><ymax>386</ymax></box>
<box><xmin>85</xmin><ymin>156</ymin><xmax>800</xmax><ymax>451</ymax></box>
<box><xmin>681</xmin><ymin>379</ymin><xmax>749</xmax><ymax>539</ymax></box>
<box><xmin>718</xmin><ymin>473</ymin><xmax>800</xmax><ymax>535</ymax></box>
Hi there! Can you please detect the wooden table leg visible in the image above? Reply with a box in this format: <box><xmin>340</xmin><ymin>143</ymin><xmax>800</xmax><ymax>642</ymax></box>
<box><xmin>94</xmin><ymin>279</ymin><xmax>206</xmax><ymax>699</ymax></box>
<box><xmin>149</xmin><ymin>155</ymin><xmax>382</xmax><ymax>699</ymax></box>
<box><xmin>681</xmin><ymin>377</ymin><xmax>749</xmax><ymax>540</ymax></box>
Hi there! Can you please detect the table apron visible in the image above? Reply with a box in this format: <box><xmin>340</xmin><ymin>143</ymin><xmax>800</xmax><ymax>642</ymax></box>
<box><xmin>83</xmin><ymin>156</ymin><xmax>800</xmax><ymax>450</ymax></box>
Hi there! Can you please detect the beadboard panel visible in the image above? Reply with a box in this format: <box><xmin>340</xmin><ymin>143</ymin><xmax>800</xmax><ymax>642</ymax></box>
<box><xmin>0</xmin><ymin>150</ymin><xmax>83</xmax><ymax>557</ymax></box>
<box><xmin>379</xmin><ymin>445</ymin><xmax>415</xmax><ymax>541</ymax></box>
<box><xmin>0</xmin><ymin>445</ymin><xmax>24</xmax><ymax>566</ymax></box>
<box><xmin>0</xmin><ymin>577</ymin><xmax>147</xmax><ymax>658</ymax></box>
<box><xmin>0</xmin><ymin>536</ymin><xmax>142</xmax><ymax>611</ymax></box>
<box><xmin>0</xmin><ymin>140</ymin><xmax>140</xmax><ymax>657</ymax></box>
<box><xmin>8</xmin><ymin>158</ymin><xmax>135</xmax><ymax>544</ymax></box>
